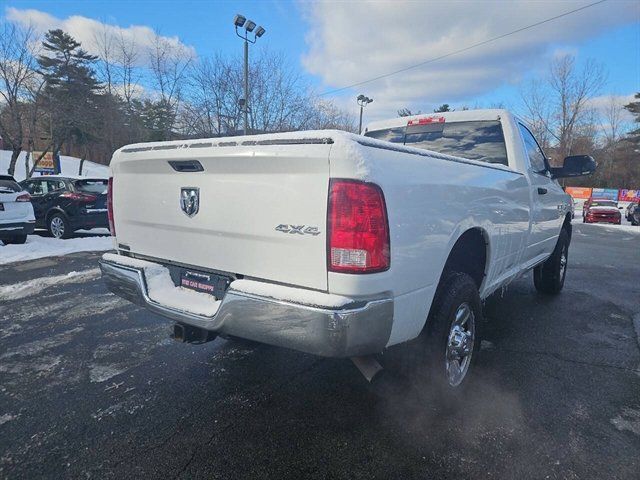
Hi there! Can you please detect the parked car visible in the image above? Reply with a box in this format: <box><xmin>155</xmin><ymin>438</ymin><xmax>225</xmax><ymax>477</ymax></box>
<box><xmin>582</xmin><ymin>197</ymin><xmax>618</xmax><ymax>219</ymax></box>
<box><xmin>625</xmin><ymin>201</ymin><xmax>638</xmax><ymax>222</ymax></box>
<box><xmin>631</xmin><ymin>204</ymin><xmax>640</xmax><ymax>226</ymax></box>
<box><xmin>583</xmin><ymin>199</ymin><xmax>622</xmax><ymax>224</ymax></box>
<box><xmin>19</xmin><ymin>176</ymin><xmax>109</xmax><ymax>239</ymax></box>
<box><xmin>0</xmin><ymin>174</ymin><xmax>35</xmax><ymax>245</ymax></box>
<box><xmin>100</xmin><ymin>109</ymin><xmax>595</xmax><ymax>390</ymax></box>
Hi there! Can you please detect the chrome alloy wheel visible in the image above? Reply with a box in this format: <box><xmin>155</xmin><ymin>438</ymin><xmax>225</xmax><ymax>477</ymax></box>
<box><xmin>445</xmin><ymin>302</ymin><xmax>475</xmax><ymax>387</ymax></box>
<box><xmin>50</xmin><ymin>216</ymin><xmax>65</xmax><ymax>239</ymax></box>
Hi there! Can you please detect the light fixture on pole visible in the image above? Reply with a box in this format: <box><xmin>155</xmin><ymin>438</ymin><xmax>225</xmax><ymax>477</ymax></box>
<box><xmin>357</xmin><ymin>94</ymin><xmax>373</xmax><ymax>135</ymax></box>
<box><xmin>234</xmin><ymin>14</ymin><xmax>266</xmax><ymax>136</ymax></box>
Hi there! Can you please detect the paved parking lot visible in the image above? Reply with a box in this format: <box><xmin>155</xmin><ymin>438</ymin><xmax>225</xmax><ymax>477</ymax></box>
<box><xmin>0</xmin><ymin>223</ymin><xmax>639</xmax><ymax>479</ymax></box>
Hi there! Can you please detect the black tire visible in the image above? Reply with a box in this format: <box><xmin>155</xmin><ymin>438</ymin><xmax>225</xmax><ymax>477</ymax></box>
<box><xmin>4</xmin><ymin>235</ymin><xmax>27</xmax><ymax>245</ymax></box>
<box><xmin>48</xmin><ymin>213</ymin><xmax>71</xmax><ymax>239</ymax></box>
<box><xmin>534</xmin><ymin>228</ymin><xmax>569</xmax><ymax>295</ymax></box>
<box><xmin>399</xmin><ymin>272</ymin><xmax>482</xmax><ymax>393</ymax></box>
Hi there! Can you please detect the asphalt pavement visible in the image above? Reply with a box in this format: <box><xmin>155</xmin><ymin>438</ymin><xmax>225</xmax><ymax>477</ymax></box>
<box><xmin>0</xmin><ymin>223</ymin><xmax>639</xmax><ymax>479</ymax></box>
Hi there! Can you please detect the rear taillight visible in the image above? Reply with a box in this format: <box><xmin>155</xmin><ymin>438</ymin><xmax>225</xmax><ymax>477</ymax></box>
<box><xmin>16</xmin><ymin>193</ymin><xmax>31</xmax><ymax>202</ymax></box>
<box><xmin>107</xmin><ymin>177</ymin><xmax>115</xmax><ymax>235</ymax></box>
<box><xmin>328</xmin><ymin>179</ymin><xmax>390</xmax><ymax>273</ymax></box>
<box><xmin>61</xmin><ymin>192</ymin><xmax>97</xmax><ymax>202</ymax></box>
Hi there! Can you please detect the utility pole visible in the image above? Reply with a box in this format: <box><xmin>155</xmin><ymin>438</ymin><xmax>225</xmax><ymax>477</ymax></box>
<box><xmin>243</xmin><ymin>39</ymin><xmax>249</xmax><ymax>136</ymax></box>
<box><xmin>234</xmin><ymin>14</ymin><xmax>266</xmax><ymax>136</ymax></box>
<box><xmin>357</xmin><ymin>94</ymin><xmax>373</xmax><ymax>135</ymax></box>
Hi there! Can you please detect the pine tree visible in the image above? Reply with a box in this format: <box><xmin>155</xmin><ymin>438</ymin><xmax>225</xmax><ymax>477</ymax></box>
<box><xmin>624</xmin><ymin>92</ymin><xmax>640</xmax><ymax>144</ymax></box>
<box><xmin>434</xmin><ymin>104</ymin><xmax>451</xmax><ymax>113</ymax></box>
<box><xmin>37</xmin><ymin>29</ymin><xmax>101</xmax><ymax>160</ymax></box>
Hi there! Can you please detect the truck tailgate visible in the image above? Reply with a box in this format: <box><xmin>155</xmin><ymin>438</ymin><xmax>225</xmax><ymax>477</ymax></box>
<box><xmin>112</xmin><ymin>144</ymin><xmax>331</xmax><ymax>291</ymax></box>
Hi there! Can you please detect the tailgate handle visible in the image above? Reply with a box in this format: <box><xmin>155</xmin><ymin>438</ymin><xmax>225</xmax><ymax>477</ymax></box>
<box><xmin>168</xmin><ymin>160</ymin><xmax>204</xmax><ymax>172</ymax></box>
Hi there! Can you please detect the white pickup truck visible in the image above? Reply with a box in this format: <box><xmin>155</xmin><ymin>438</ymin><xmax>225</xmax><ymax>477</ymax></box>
<box><xmin>100</xmin><ymin>109</ymin><xmax>595</xmax><ymax>388</ymax></box>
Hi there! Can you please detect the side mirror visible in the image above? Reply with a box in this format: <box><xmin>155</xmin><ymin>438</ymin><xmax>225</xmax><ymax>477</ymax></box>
<box><xmin>550</xmin><ymin>155</ymin><xmax>596</xmax><ymax>179</ymax></box>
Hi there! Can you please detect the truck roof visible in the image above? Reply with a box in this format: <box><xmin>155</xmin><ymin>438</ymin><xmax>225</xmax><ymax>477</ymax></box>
<box><xmin>364</xmin><ymin>109</ymin><xmax>514</xmax><ymax>134</ymax></box>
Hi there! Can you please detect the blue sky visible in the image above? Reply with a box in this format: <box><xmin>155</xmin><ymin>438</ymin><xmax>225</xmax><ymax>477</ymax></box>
<box><xmin>4</xmin><ymin>0</ymin><xmax>639</xmax><ymax>121</ymax></box>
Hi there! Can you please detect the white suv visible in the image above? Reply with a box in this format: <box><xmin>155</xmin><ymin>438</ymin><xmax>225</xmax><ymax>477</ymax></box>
<box><xmin>0</xmin><ymin>174</ymin><xmax>35</xmax><ymax>245</ymax></box>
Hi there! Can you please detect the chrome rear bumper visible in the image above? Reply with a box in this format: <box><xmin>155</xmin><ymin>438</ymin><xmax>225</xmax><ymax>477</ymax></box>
<box><xmin>99</xmin><ymin>257</ymin><xmax>393</xmax><ymax>357</ymax></box>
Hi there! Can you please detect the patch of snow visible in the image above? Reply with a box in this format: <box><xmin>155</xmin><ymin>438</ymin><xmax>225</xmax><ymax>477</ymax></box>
<box><xmin>0</xmin><ymin>269</ymin><xmax>100</xmax><ymax>301</ymax></box>
<box><xmin>0</xmin><ymin>150</ymin><xmax>109</xmax><ymax>182</ymax></box>
<box><xmin>230</xmin><ymin>279</ymin><xmax>354</xmax><ymax>308</ymax></box>
<box><xmin>611</xmin><ymin>407</ymin><xmax>640</xmax><ymax>436</ymax></box>
<box><xmin>76</xmin><ymin>228</ymin><xmax>110</xmax><ymax>235</ymax></box>
<box><xmin>102</xmin><ymin>252</ymin><xmax>357</xmax><ymax>313</ymax></box>
<box><xmin>0</xmin><ymin>234</ymin><xmax>114</xmax><ymax>265</ymax></box>
<box><xmin>0</xmin><ymin>327</ymin><xmax>83</xmax><ymax>358</ymax></box>
<box><xmin>0</xmin><ymin>413</ymin><xmax>19</xmax><ymax>425</ymax></box>
<box><xmin>102</xmin><ymin>253</ymin><xmax>221</xmax><ymax>317</ymax></box>
<box><xmin>582</xmin><ymin>223</ymin><xmax>640</xmax><ymax>234</ymax></box>
<box><xmin>89</xmin><ymin>364</ymin><xmax>128</xmax><ymax>383</ymax></box>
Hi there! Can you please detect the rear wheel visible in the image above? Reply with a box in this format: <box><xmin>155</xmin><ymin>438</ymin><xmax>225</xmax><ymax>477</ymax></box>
<box><xmin>48</xmin><ymin>213</ymin><xmax>71</xmax><ymax>239</ymax></box>
<box><xmin>534</xmin><ymin>229</ymin><xmax>569</xmax><ymax>294</ymax></box>
<box><xmin>409</xmin><ymin>272</ymin><xmax>482</xmax><ymax>391</ymax></box>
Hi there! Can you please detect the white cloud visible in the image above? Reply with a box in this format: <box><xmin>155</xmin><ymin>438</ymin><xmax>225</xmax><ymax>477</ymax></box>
<box><xmin>5</xmin><ymin>7</ymin><xmax>196</xmax><ymax>66</ymax></box>
<box><xmin>301</xmin><ymin>0</ymin><xmax>639</xmax><ymax>120</ymax></box>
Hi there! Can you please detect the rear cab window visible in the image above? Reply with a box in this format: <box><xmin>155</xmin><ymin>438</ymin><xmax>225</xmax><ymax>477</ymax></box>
<box><xmin>365</xmin><ymin>120</ymin><xmax>509</xmax><ymax>166</ymax></box>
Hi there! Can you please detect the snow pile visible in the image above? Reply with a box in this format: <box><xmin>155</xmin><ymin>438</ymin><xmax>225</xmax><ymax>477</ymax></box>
<box><xmin>0</xmin><ymin>234</ymin><xmax>113</xmax><ymax>265</ymax></box>
<box><xmin>102</xmin><ymin>253</ymin><xmax>221</xmax><ymax>317</ymax></box>
<box><xmin>0</xmin><ymin>268</ymin><xmax>100</xmax><ymax>301</ymax></box>
<box><xmin>231</xmin><ymin>279</ymin><xmax>354</xmax><ymax>308</ymax></box>
<box><xmin>0</xmin><ymin>150</ymin><xmax>109</xmax><ymax>182</ymax></box>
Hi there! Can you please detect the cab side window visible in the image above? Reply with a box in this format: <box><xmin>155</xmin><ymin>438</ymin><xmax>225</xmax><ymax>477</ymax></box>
<box><xmin>518</xmin><ymin>124</ymin><xmax>547</xmax><ymax>174</ymax></box>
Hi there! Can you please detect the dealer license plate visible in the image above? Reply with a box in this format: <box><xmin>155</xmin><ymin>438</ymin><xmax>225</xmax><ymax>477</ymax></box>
<box><xmin>180</xmin><ymin>270</ymin><xmax>230</xmax><ymax>297</ymax></box>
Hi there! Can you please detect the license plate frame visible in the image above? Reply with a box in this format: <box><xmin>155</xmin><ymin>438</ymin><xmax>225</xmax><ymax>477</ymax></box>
<box><xmin>179</xmin><ymin>269</ymin><xmax>231</xmax><ymax>298</ymax></box>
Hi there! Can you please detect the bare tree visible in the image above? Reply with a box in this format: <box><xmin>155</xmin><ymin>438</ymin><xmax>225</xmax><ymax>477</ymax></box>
<box><xmin>0</xmin><ymin>22</ymin><xmax>41</xmax><ymax>176</ymax></box>
<box><xmin>520</xmin><ymin>54</ymin><xmax>606</xmax><ymax>161</ymax></box>
<box><xmin>93</xmin><ymin>24</ymin><xmax>116</xmax><ymax>95</ymax></box>
<box><xmin>600</xmin><ymin>95</ymin><xmax>625</xmax><ymax>147</ymax></box>
<box><xmin>116</xmin><ymin>31</ymin><xmax>141</xmax><ymax>108</ymax></box>
<box><xmin>148</xmin><ymin>34</ymin><xmax>192</xmax><ymax>139</ymax></box>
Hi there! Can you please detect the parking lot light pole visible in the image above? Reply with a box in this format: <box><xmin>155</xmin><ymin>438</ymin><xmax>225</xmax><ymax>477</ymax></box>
<box><xmin>234</xmin><ymin>14</ymin><xmax>266</xmax><ymax>136</ymax></box>
<box><xmin>357</xmin><ymin>95</ymin><xmax>373</xmax><ymax>134</ymax></box>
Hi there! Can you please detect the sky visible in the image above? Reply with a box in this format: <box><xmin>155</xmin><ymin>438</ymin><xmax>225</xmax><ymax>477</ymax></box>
<box><xmin>2</xmin><ymin>0</ymin><xmax>639</xmax><ymax>124</ymax></box>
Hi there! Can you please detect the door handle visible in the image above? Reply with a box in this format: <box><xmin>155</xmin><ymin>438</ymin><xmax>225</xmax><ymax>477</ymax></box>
<box><xmin>537</xmin><ymin>187</ymin><xmax>548</xmax><ymax>195</ymax></box>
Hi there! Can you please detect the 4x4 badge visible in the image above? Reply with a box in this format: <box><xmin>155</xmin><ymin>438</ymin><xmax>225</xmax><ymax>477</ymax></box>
<box><xmin>275</xmin><ymin>224</ymin><xmax>321</xmax><ymax>236</ymax></box>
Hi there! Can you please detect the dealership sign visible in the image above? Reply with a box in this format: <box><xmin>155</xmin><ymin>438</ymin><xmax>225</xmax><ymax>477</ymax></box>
<box><xmin>565</xmin><ymin>187</ymin><xmax>592</xmax><ymax>199</ymax></box>
<box><xmin>32</xmin><ymin>151</ymin><xmax>60</xmax><ymax>174</ymax></box>
<box><xmin>591</xmin><ymin>188</ymin><xmax>619</xmax><ymax>201</ymax></box>
<box><xmin>619</xmin><ymin>189</ymin><xmax>640</xmax><ymax>202</ymax></box>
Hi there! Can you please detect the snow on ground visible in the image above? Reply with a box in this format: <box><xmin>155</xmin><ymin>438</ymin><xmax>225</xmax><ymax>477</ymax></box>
<box><xmin>0</xmin><ymin>268</ymin><xmax>101</xmax><ymax>301</ymax></box>
<box><xmin>0</xmin><ymin>150</ymin><xmax>109</xmax><ymax>181</ymax></box>
<box><xmin>0</xmin><ymin>234</ymin><xmax>114</xmax><ymax>265</ymax></box>
<box><xmin>582</xmin><ymin>223</ymin><xmax>640</xmax><ymax>234</ymax></box>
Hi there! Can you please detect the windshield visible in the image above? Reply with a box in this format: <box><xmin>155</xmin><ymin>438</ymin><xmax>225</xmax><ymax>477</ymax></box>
<box><xmin>74</xmin><ymin>179</ymin><xmax>108</xmax><ymax>194</ymax></box>
<box><xmin>0</xmin><ymin>179</ymin><xmax>22</xmax><ymax>193</ymax></box>
<box><xmin>365</xmin><ymin>120</ymin><xmax>508</xmax><ymax>166</ymax></box>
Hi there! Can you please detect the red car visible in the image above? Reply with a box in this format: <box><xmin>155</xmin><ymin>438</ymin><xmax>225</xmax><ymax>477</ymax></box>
<box><xmin>583</xmin><ymin>198</ymin><xmax>622</xmax><ymax>224</ymax></box>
